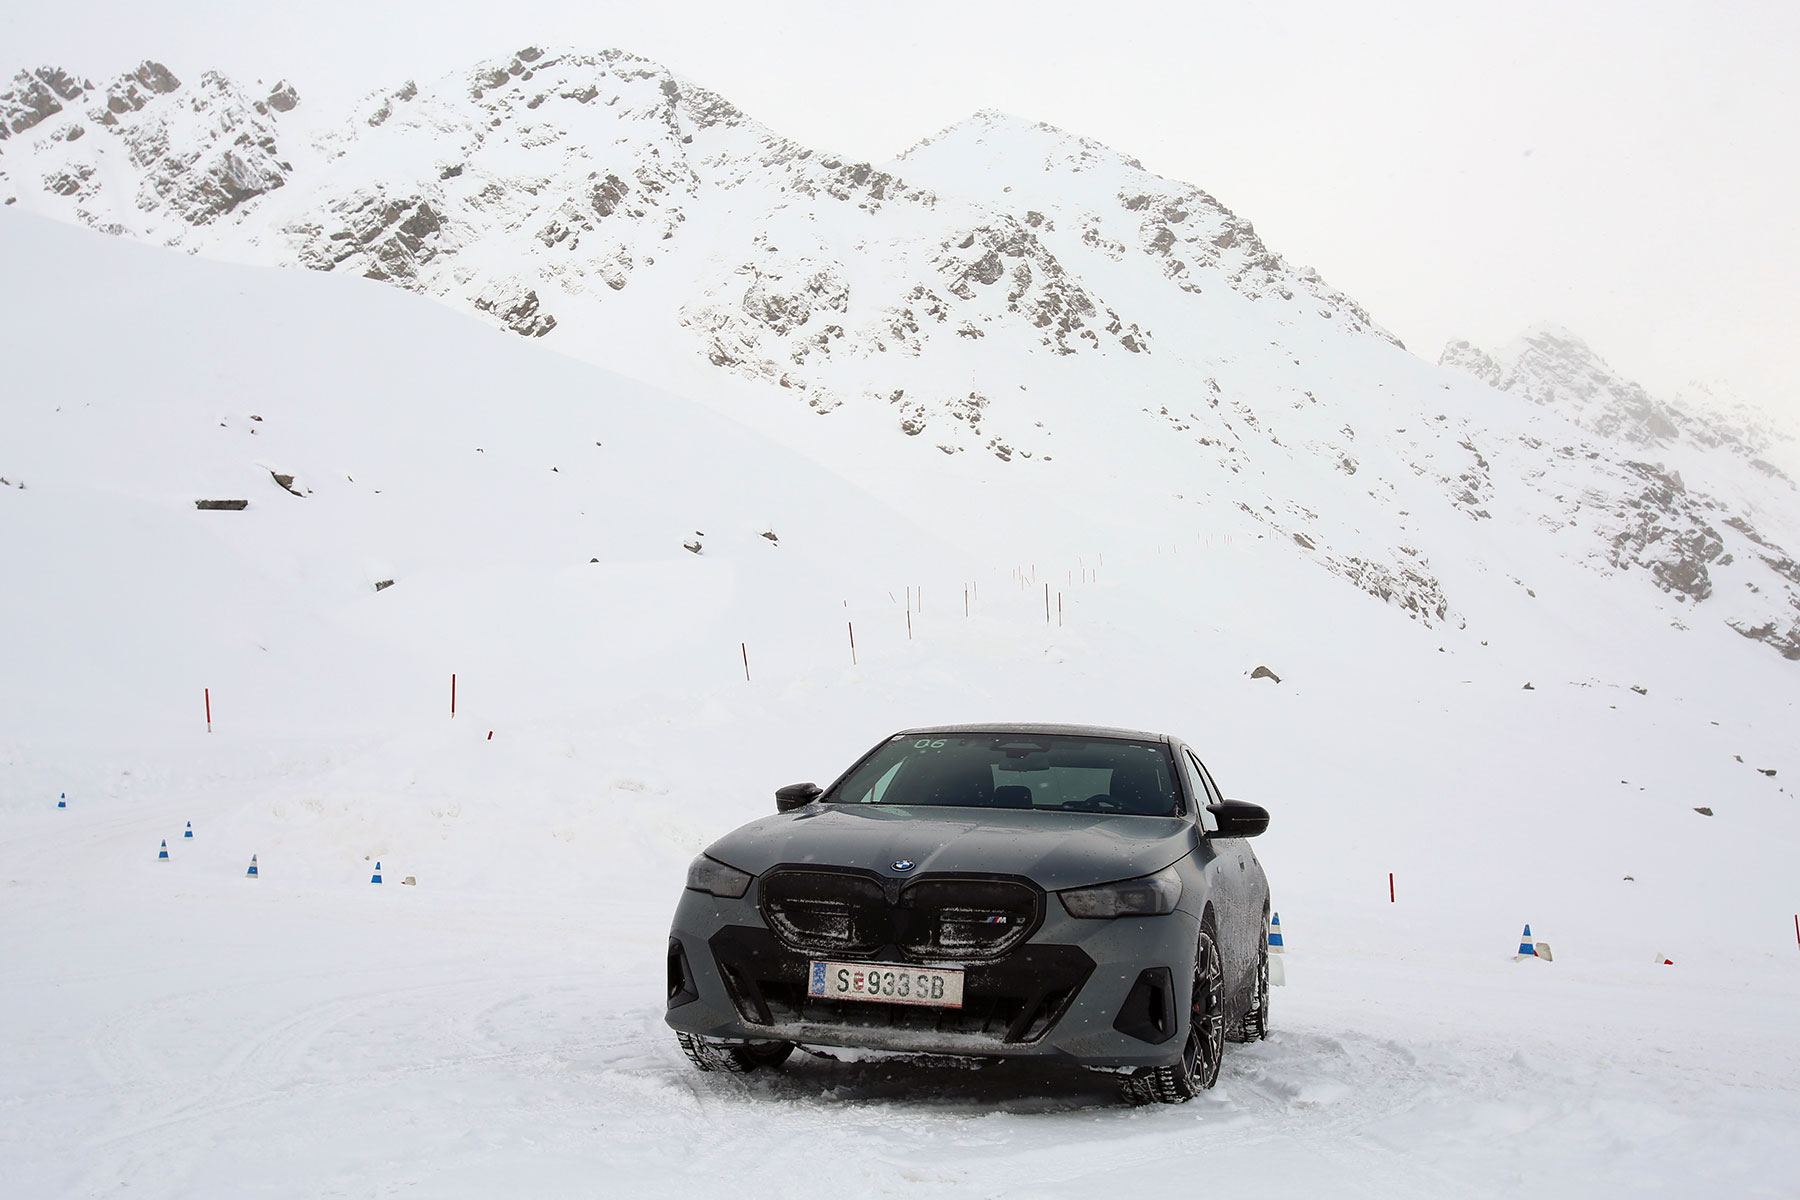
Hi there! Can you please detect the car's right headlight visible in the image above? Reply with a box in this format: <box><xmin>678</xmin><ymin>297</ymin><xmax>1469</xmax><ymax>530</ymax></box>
<box><xmin>686</xmin><ymin>855</ymin><xmax>754</xmax><ymax>898</ymax></box>
<box><xmin>1058</xmin><ymin>865</ymin><xmax>1183</xmax><ymax>918</ymax></box>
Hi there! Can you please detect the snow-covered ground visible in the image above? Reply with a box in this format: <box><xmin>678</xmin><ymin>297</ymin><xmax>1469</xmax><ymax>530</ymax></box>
<box><xmin>4</xmin><ymin>213</ymin><xmax>1799</xmax><ymax>1197</ymax></box>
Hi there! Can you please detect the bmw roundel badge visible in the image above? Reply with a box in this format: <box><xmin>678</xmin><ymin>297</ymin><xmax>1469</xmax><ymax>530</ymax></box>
<box><xmin>891</xmin><ymin>859</ymin><xmax>916</xmax><ymax>873</ymax></box>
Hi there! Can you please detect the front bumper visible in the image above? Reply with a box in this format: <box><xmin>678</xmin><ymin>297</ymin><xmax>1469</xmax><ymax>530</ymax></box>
<box><xmin>665</xmin><ymin>880</ymin><xmax>1201</xmax><ymax>1068</ymax></box>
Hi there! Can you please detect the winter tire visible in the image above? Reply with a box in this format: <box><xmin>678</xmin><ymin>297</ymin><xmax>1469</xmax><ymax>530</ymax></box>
<box><xmin>677</xmin><ymin>1032</ymin><xmax>795</xmax><ymax>1074</ymax></box>
<box><xmin>1121</xmin><ymin>928</ymin><xmax>1226</xmax><ymax>1104</ymax></box>
<box><xmin>1229</xmin><ymin>930</ymin><xmax>1271</xmax><ymax>1043</ymax></box>
<box><xmin>1231</xmin><ymin>928</ymin><xmax>1274</xmax><ymax>1043</ymax></box>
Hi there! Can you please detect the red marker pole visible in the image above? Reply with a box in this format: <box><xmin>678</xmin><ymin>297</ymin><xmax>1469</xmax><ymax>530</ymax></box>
<box><xmin>204</xmin><ymin>687</ymin><xmax>212</xmax><ymax>733</ymax></box>
<box><xmin>1794</xmin><ymin>913</ymin><xmax>1799</xmax><ymax>949</ymax></box>
<box><xmin>451</xmin><ymin>673</ymin><xmax>456</xmax><ymax>718</ymax></box>
<box><xmin>848</xmin><ymin>621</ymin><xmax>857</xmax><ymax>666</ymax></box>
<box><xmin>1389</xmin><ymin>872</ymin><xmax>1395</xmax><ymax>903</ymax></box>
<box><xmin>741</xmin><ymin>643</ymin><xmax>751</xmax><ymax>682</ymax></box>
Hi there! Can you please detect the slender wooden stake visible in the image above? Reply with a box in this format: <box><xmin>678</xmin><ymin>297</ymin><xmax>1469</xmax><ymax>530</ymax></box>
<box><xmin>906</xmin><ymin>610</ymin><xmax>912</xmax><ymax>640</ymax></box>
<box><xmin>741</xmin><ymin>643</ymin><xmax>750</xmax><ymax>682</ymax></box>
<box><xmin>964</xmin><ymin>587</ymin><xmax>969</xmax><ymax>618</ymax></box>
<box><xmin>1044</xmin><ymin>582</ymin><xmax>1050</xmax><ymax>624</ymax></box>
<box><xmin>204</xmin><ymin>687</ymin><xmax>212</xmax><ymax>733</ymax></box>
<box><xmin>1058</xmin><ymin>592</ymin><xmax>1063</xmax><ymax>627</ymax></box>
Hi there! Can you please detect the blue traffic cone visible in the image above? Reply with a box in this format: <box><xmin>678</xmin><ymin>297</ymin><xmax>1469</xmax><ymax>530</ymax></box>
<box><xmin>57</xmin><ymin>793</ymin><xmax>66</xmax><ymax>808</ymax></box>
<box><xmin>1267</xmin><ymin>911</ymin><xmax>1287</xmax><ymax>987</ymax></box>
<box><xmin>371</xmin><ymin>861</ymin><xmax>383</xmax><ymax>884</ymax></box>
<box><xmin>1516</xmin><ymin>924</ymin><xmax>1537</xmax><ymax>958</ymax></box>
<box><xmin>158</xmin><ymin>839</ymin><xmax>169</xmax><ymax>861</ymax></box>
<box><xmin>246</xmin><ymin>854</ymin><xmax>259</xmax><ymax>878</ymax></box>
<box><xmin>184</xmin><ymin>822</ymin><xmax>193</xmax><ymax>839</ymax></box>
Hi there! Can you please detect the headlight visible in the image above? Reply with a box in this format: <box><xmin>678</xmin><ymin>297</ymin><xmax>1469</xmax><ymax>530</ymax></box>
<box><xmin>686</xmin><ymin>855</ymin><xmax>754</xmax><ymax>898</ymax></box>
<box><xmin>1059</xmin><ymin>866</ymin><xmax>1183</xmax><ymax>918</ymax></box>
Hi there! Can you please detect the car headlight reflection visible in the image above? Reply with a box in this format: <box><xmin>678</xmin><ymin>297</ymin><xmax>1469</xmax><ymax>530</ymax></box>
<box><xmin>1058</xmin><ymin>865</ymin><xmax>1183</xmax><ymax>918</ymax></box>
<box><xmin>686</xmin><ymin>855</ymin><xmax>754</xmax><ymax>898</ymax></box>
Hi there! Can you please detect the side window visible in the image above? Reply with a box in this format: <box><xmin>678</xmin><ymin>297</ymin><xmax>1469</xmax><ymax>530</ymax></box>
<box><xmin>1195</xmin><ymin>756</ymin><xmax>1226</xmax><ymax>806</ymax></box>
<box><xmin>1181</xmin><ymin>751</ymin><xmax>1219</xmax><ymax>832</ymax></box>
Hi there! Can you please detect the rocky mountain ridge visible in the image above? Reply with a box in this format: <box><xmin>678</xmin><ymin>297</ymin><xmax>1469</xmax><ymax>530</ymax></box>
<box><xmin>3</xmin><ymin>49</ymin><xmax>1797</xmax><ymax>660</ymax></box>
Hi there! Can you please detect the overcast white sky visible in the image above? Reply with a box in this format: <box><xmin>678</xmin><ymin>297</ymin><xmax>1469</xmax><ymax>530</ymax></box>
<box><xmin>6</xmin><ymin>0</ymin><xmax>1795</xmax><ymax>425</ymax></box>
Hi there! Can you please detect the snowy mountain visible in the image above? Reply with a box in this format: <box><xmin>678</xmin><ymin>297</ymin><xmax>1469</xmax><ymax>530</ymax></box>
<box><xmin>1440</xmin><ymin>325</ymin><xmax>1789</xmax><ymax>465</ymax></box>
<box><xmin>7</xmin><ymin>50</ymin><xmax>1796</xmax><ymax>668</ymax></box>
<box><xmin>5</xmin><ymin>122</ymin><xmax>1800</xmax><ymax>1198</ymax></box>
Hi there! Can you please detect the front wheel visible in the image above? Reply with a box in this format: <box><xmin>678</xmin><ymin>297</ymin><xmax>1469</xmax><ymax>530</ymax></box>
<box><xmin>676</xmin><ymin>1032</ymin><xmax>795</xmax><ymax>1074</ymax></box>
<box><xmin>1121</xmin><ymin>929</ymin><xmax>1225</xmax><ymax>1104</ymax></box>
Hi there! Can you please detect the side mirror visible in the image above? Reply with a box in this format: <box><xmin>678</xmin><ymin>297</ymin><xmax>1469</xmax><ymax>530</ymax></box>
<box><xmin>1205</xmin><ymin>799</ymin><xmax>1269</xmax><ymax>838</ymax></box>
<box><xmin>775</xmin><ymin>782</ymin><xmax>823</xmax><ymax>812</ymax></box>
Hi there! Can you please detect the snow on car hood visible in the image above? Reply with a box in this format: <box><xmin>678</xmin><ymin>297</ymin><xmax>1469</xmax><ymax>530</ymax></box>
<box><xmin>703</xmin><ymin>803</ymin><xmax>1198</xmax><ymax>892</ymax></box>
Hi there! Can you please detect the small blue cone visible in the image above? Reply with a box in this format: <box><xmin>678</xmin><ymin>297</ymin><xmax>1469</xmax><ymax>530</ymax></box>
<box><xmin>184</xmin><ymin>822</ymin><xmax>193</xmax><ymax>839</ymax></box>
<box><xmin>1517</xmin><ymin>924</ymin><xmax>1537</xmax><ymax>957</ymax></box>
<box><xmin>371</xmin><ymin>861</ymin><xmax>383</xmax><ymax>884</ymax></box>
<box><xmin>157</xmin><ymin>839</ymin><xmax>169</xmax><ymax>861</ymax></box>
<box><xmin>246</xmin><ymin>854</ymin><xmax>259</xmax><ymax>878</ymax></box>
<box><xmin>1268</xmin><ymin>912</ymin><xmax>1284</xmax><ymax>953</ymax></box>
<box><xmin>57</xmin><ymin>793</ymin><xmax>66</xmax><ymax>808</ymax></box>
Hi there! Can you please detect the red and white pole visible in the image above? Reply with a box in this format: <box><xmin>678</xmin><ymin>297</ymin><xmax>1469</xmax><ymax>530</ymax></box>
<box><xmin>848</xmin><ymin>621</ymin><xmax>856</xmax><ymax>665</ymax></box>
<box><xmin>204</xmin><ymin>687</ymin><xmax>212</xmax><ymax>733</ymax></box>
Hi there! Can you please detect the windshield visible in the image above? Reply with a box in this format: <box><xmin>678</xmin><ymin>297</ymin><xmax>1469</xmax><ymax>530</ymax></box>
<box><xmin>829</xmin><ymin>733</ymin><xmax>1181</xmax><ymax>816</ymax></box>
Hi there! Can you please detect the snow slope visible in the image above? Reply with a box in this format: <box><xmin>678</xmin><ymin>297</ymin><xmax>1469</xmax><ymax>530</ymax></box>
<box><xmin>4</xmin><ymin>209</ymin><xmax>1800</xmax><ymax>1197</ymax></box>
<box><xmin>8</xmin><ymin>50</ymin><xmax>1797</xmax><ymax>667</ymax></box>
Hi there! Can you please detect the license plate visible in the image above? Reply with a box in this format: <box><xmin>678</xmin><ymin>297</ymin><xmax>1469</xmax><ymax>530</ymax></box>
<box><xmin>808</xmin><ymin>960</ymin><xmax>965</xmax><ymax>1008</ymax></box>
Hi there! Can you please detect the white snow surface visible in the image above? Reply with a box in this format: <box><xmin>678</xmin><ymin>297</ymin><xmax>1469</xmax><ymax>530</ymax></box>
<box><xmin>3</xmin><ymin>207</ymin><xmax>1800</xmax><ymax>1198</ymax></box>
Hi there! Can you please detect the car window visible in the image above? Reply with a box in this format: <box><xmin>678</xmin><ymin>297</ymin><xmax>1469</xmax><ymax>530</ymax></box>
<box><xmin>843</xmin><ymin>758</ymin><xmax>907</xmax><ymax>804</ymax></box>
<box><xmin>1181</xmin><ymin>750</ymin><xmax>1220</xmax><ymax>832</ymax></box>
<box><xmin>829</xmin><ymin>734</ymin><xmax>1180</xmax><ymax>816</ymax></box>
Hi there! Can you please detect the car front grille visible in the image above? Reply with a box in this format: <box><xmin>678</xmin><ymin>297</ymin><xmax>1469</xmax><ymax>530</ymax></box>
<box><xmin>759</xmin><ymin>868</ymin><xmax>1040</xmax><ymax>963</ymax></box>
<box><xmin>707</xmin><ymin>925</ymin><xmax>1094</xmax><ymax>1044</ymax></box>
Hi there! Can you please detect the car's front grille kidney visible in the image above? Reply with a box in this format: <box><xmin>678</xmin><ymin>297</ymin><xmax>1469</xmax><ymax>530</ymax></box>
<box><xmin>760</xmin><ymin>871</ymin><xmax>888</xmax><ymax>955</ymax></box>
<box><xmin>895</xmin><ymin>879</ymin><xmax>1037</xmax><ymax>959</ymax></box>
<box><xmin>759</xmin><ymin>869</ymin><xmax>1041</xmax><ymax>963</ymax></box>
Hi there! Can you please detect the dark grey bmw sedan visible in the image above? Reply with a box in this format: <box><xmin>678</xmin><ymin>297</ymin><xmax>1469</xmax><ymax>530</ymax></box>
<box><xmin>665</xmin><ymin>724</ymin><xmax>1273</xmax><ymax>1103</ymax></box>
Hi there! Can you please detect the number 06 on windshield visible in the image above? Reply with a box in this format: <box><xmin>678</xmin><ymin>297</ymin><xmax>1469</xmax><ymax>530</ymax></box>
<box><xmin>807</xmin><ymin>961</ymin><xmax>966</xmax><ymax>1008</ymax></box>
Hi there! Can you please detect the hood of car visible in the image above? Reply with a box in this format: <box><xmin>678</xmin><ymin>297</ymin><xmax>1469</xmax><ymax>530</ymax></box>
<box><xmin>704</xmin><ymin>803</ymin><xmax>1198</xmax><ymax>892</ymax></box>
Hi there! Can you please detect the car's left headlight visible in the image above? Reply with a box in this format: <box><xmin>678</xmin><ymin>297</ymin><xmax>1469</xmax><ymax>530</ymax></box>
<box><xmin>1058</xmin><ymin>865</ymin><xmax>1183</xmax><ymax>918</ymax></box>
<box><xmin>686</xmin><ymin>855</ymin><xmax>754</xmax><ymax>898</ymax></box>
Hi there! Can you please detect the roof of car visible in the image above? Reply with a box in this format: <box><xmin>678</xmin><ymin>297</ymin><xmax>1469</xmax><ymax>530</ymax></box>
<box><xmin>895</xmin><ymin>722</ymin><xmax>1173</xmax><ymax>744</ymax></box>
